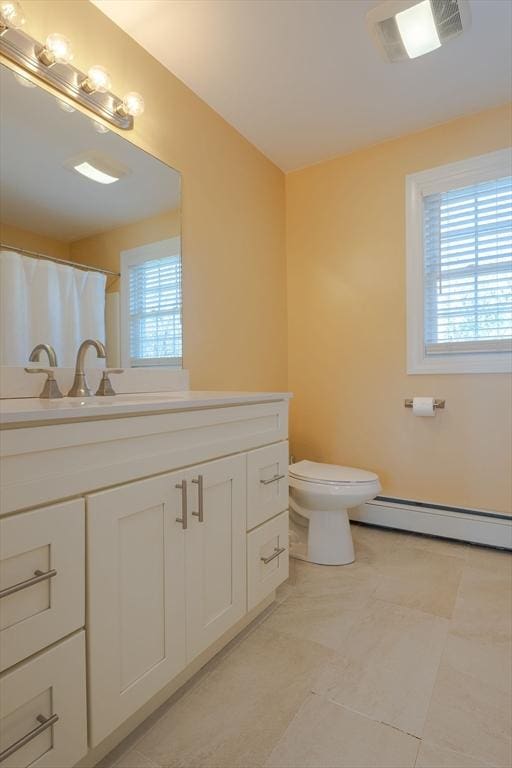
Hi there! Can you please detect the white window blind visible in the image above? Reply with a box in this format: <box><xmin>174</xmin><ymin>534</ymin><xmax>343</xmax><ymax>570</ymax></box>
<box><xmin>124</xmin><ymin>244</ymin><xmax>182</xmax><ymax>367</ymax></box>
<box><xmin>423</xmin><ymin>175</ymin><xmax>512</xmax><ymax>356</ymax></box>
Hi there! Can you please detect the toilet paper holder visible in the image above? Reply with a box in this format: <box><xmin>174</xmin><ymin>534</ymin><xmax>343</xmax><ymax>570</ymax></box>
<box><xmin>404</xmin><ymin>399</ymin><xmax>445</xmax><ymax>409</ymax></box>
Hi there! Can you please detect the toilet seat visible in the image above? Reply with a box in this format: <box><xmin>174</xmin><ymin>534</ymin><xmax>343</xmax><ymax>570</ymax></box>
<box><xmin>289</xmin><ymin>460</ymin><xmax>378</xmax><ymax>486</ymax></box>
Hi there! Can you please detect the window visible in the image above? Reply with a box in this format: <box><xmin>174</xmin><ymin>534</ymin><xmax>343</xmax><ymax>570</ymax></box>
<box><xmin>120</xmin><ymin>238</ymin><xmax>182</xmax><ymax>367</ymax></box>
<box><xmin>406</xmin><ymin>149</ymin><xmax>512</xmax><ymax>373</ymax></box>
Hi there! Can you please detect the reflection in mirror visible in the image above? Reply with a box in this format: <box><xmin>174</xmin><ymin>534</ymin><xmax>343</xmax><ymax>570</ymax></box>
<box><xmin>0</xmin><ymin>63</ymin><xmax>182</xmax><ymax>369</ymax></box>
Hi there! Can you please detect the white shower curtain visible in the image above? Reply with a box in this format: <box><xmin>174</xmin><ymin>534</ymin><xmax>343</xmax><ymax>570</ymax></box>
<box><xmin>0</xmin><ymin>249</ymin><xmax>106</xmax><ymax>367</ymax></box>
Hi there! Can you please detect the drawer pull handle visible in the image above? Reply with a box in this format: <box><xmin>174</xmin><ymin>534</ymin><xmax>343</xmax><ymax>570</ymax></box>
<box><xmin>260</xmin><ymin>474</ymin><xmax>286</xmax><ymax>486</ymax></box>
<box><xmin>191</xmin><ymin>474</ymin><xmax>204</xmax><ymax>522</ymax></box>
<box><xmin>261</xmin><ymin>546</ymin><xmax>286</xmax><ymax>565</ymax></box>
<box><xmin>175</xmin><ymin>480</ymin><xmax>188</xmax><ymax>530</ymax></box>
<box><xmin>0</xmin><ymin>568</ymin><xmax>57</xmax><ymax>599</ymax></box>
<box><xmin>0</xmin><ymin>713</ymin><xmax>59</xmax><ymax>763</ymax></box>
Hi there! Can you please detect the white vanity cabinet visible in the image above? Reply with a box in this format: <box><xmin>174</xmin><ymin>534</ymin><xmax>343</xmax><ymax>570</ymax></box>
<box><xmin>0</xmin><ymin>392</ymin><xmax>291</xmax><ymax>766</ymax></box>
<box><xmin>86</xmin><ymin>454</ymin><xmax>246</xmax><ymax>746</ymax></box>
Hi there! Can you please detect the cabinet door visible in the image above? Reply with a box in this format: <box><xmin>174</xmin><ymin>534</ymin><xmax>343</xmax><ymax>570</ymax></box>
<box><xmin>185</xmin><ymin>455</ymin><xmax>246</xmax><ymax>661</ymax></box>
<box><xmin>87</xmin><ymin>473</ymin><xmax>186</xmax><ymax>746</ymax></box>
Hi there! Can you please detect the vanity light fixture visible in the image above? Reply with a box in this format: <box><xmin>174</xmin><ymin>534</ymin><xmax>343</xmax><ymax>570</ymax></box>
<box><xmin>0</xmin><ymin>2</ymin><xmax>144</xmax><ymax>129</ymax></box>
<box><xmin>367</xmin><ymin>0</ymin><xmax>470</xmax><ymax>62</ymax></box>
<box><xmin>0</xmin><ymin>0</ymin><xmax>25</xmax><ymax>33</ymax></box>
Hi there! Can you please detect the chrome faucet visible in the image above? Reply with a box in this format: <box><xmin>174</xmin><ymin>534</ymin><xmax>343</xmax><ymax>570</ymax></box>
<box><xmin>68</xmin><ymin>339</ymin><xmax>107</xmax><ymax>397</ymax></box>
<box><xmin>29</xmin><ymin>343</ymin><xmax>58</xmax><ymax>367</ymax></box>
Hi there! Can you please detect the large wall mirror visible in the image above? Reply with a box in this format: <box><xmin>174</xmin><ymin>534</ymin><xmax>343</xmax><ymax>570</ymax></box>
<box><xmin>0</xmin><ymin>63</ymin><xmax>182</xmax><ymax>369</ymax></box>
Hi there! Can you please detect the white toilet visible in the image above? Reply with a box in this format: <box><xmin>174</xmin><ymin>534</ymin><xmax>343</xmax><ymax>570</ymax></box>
<box><xmin>288</xmin><ymin>460</ymin><xmax>381</xmax><ymax>565</ymax></box>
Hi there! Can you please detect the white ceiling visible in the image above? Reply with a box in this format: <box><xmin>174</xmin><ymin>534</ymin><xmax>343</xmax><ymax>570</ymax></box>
<box><xmin>92</xmin><ymin>0</ymin><xmax>512</xmax><ymax>172</ymax></box>
<box><xmin>0</xmin><ymin>65</ymin><xmax>180</xmax><ymax>241</ymax></box>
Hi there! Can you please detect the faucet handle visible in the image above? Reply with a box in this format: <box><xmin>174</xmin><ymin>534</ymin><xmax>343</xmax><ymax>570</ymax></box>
<box><xmin>24</xmin><ymin>368</ymin><xmax>64</xmax><ymax>399</ymax></box>
<box><xmin>95</xmin><ymin>369</ymin><xmax>124</xmax><ymax>397</ymax></box>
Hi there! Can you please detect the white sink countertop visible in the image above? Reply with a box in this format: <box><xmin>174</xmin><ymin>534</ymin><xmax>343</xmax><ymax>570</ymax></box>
<box><xmin>0</xmin><ymin>391</ymin><xmax>292</xmax><ymax>427</ymax></box>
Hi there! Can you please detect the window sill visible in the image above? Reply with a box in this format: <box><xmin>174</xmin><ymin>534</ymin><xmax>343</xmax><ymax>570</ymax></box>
<box><xmin>407</xmin><ymin>352</ymin><xmax>512</xmax><ymax>375</ymax></box>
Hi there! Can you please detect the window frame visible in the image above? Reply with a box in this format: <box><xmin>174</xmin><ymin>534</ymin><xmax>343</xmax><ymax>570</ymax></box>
<box><xmin>120</xmin><ymin>237</ymin><xmax>182</xmax><ymax>369</ymax></box>
<box><xmin>406</xmin><ymin>148</ymin><xmax>512</xmax><ymax>374</ymax></box>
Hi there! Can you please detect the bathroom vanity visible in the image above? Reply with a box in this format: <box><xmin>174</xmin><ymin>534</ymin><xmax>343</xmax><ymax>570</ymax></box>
<box><xmin>0</xmin><ymin>391</ymin><xmax>291</xmax><ymax>767</ymax></box>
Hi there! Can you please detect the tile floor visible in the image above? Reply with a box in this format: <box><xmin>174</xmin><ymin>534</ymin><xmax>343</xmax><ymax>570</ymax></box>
<box><xmin>102</xmin><ymin>524</ymin><xmax>512</xmax><ymax>768</ymax></box>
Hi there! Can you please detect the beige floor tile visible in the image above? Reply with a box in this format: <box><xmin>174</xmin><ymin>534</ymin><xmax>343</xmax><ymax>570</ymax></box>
<box><xmin>352</xmin><ymin>525</ymin><xmax>469</xmax><ymax>560</ymax></box>
<box><xmin>451</xmin><ymin>565</ymin><xmax>512</xmax><ymax>646</ymax></box>
<box><xmin>373</xmin><ymin>545</ymin><xmax>465</xmax><ymax>618</ymax></box>
<box><xmin>422</xmin><ymin>654</ymin><xmax>512</xmax><ymax>767</ymax></box>
<box><xmin>326</xmin><ymin>598</ymin><xmax>449</xmax><ymax>736</ymax></box>
<box><xmin>265</xmin><ymin>693</ymin><xmax>419</xmax><ymax>768</ymax></box>
<box><xmin>415</xmin><ymin>741</ymin><xmax>489</xmax><ymax>768</ymax></box>
<box><xmin>114</xmin><ymin>750</ymin><xmax>161</xmax><ymax>768</ymax></box>
<box><xmin>134</xmin><ymin>625</ymin><xmax>336</xmax><ymax>768</ymax></box>
<box><xmin>400</xmin><ymin>534</ymin><xmax>469</xmax><ymax>560</ymax></box>
<box><xmin>465</xmin><ymin>546</ymin><xmax>512</xmax><ymax>577</ymax></box>
<box><xmin>292</xmin><ymin>556</ymin><xmax>380</xmax><ymax>597</ymax></box>
<box><xmin>442</xmin><ymin>632</ymin><xmax>512</xmax><ymax>695</ymax></box>
<box><xmin>350</xmin><ymin>523</ymin><xmax>399</xmax><ymax>561</ymax></box>
<box><xmin>260</xmin><ymin>590</ymin><xmax>373</xmax><ymax>653</ymax></box>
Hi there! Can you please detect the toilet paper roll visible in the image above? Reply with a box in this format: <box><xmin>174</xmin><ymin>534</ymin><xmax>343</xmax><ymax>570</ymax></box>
<box><xmin>412</xmin><ymin>397</ymin><xmax>436</xmax><ymax>417</ymax></box>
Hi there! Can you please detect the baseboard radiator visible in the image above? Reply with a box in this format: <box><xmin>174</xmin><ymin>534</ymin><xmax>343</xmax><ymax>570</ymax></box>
<box><xmin>349</xmin><ymin>496</ymin><xmax>512</xmax><ymax>550</ymax></box>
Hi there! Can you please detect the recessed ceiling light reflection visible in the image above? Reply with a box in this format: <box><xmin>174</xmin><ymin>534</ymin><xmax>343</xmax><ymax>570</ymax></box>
<box><xmin>73</xmin><ymin>161</ymin><xmax>120</xmax><ymax>185</ymax></box>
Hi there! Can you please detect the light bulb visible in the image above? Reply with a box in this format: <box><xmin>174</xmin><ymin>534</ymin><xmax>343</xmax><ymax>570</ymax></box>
<box><xmin>0</xmin><ymin>0</ymin><xmax>26</xmax><ymax>30</ymax></box>
<box><xmin>118</xmin><ymin>91</ymin><xmax>145</xmax><ymax>118</ymax></box>
<box><xmin>13</xmin><ymin>71</ymin><xmax>36</xmax><ymax>88</ymax></box>
<box><xmin>39</xmin><ymin>33</ymin><xmax>73</xmax><ymax>65</ymax></box>
<box><xmin>81</xmin><ymin>65</ymin><xmax>111</xmax><ymax>94</ymax></box>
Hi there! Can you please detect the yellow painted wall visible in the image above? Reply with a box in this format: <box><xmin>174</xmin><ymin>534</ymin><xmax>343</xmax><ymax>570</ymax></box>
<box><xmin>287</xmin><ymin>104</ymin><xmax>512</xmax><ymax>514</ymax></box>
<box><xmin>0</xmin><ymin>222</ymin><xmax>70</xmax><ymax>260</ymax></box>
<box><xmin>10</xmin><ymin>0</ymin><xmax>287</xmax><ymax>392</ymax></box>
<box><xmin>69</xmin><ymin>208</ymin><xmax>181</xmax><ymax>293</ymax></box>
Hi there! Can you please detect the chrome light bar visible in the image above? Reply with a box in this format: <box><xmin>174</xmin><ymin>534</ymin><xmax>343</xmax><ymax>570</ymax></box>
<box><xmin>0</xmin><ymin>26</ymin><xmax>134</xmax><ymax>130</ymax></box>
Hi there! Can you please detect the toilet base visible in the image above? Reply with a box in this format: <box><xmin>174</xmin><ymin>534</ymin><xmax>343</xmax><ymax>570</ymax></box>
<box><xmin>289</xmin><ymin>506</ymin><xmax>355</xmax><ymax>566</ymax></box>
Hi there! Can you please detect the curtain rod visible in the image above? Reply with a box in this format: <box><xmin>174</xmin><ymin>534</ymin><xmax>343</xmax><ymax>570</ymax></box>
<box><xmin>0</xmin><ymin>243</ymin><xmax>121</xmax><ymax>277</ymax></box>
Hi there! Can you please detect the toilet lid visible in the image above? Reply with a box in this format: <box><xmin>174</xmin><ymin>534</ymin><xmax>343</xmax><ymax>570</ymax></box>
<box><xmin>289</xmin><ymin>460</ymin><xmax>378</xmax><ymax>485</ymax></box>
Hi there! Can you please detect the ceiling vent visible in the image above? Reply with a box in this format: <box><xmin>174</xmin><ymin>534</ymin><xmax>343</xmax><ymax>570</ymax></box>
<box><xmin>367</xmin><ymin>0</ymin><xmax>470</xmax><ymax>62</ymax></box>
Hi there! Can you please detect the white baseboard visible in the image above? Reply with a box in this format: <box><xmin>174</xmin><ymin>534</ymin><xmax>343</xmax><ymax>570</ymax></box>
<box><xmin>350</xmin><ymin>498</ymin><xmax>512</xmax><ymax>550</ymax></box>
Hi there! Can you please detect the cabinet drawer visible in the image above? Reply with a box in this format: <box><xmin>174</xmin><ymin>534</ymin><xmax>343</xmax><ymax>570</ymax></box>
<box><xmin>247</xmin><ymin>511</ymin><xmax>289</xmax><ymax>611</ymax></box>
<box><xmin>0</xmin><ymin>631</ymin><xmax>87</xmax><ymax>768</ymax></box>
<box><xmin>247</xmin><ymin>442</ymin><xmax>289</xmax><ymax>530</ymax></box>
<box><xmin>0</xmin><ymin>499</ymin><xmax>84</xmax><ymax>671</ymax></box>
